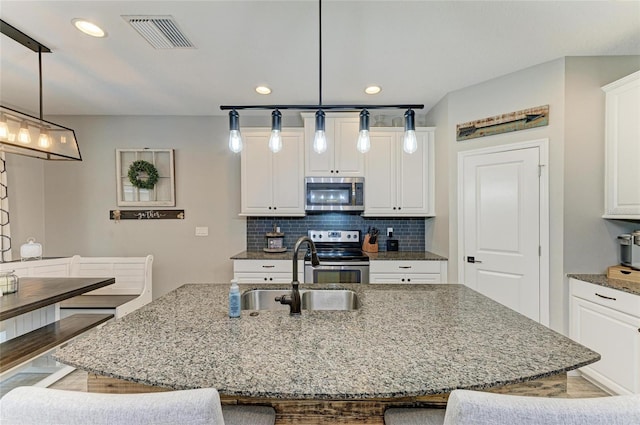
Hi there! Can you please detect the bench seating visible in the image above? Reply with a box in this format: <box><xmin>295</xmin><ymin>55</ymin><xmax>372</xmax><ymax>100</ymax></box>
<box><xmin>60</xmin><ymin>255</ymin><xmax>153</xmax><ymax>319</ymax></box>
<box><xmin>1</xmin><ymin>255</ymin><xmax>153</xmax><ymax>319</ymax></box>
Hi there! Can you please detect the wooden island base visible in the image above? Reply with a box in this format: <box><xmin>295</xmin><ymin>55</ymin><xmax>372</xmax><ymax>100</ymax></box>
<box><xmin>87</xmin><ymin>373</ymin><xmax>568</xmax><ymax>425</ymax></box>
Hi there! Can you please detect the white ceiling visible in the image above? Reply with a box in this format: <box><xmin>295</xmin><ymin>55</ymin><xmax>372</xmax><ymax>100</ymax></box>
<box><xmin>1</xmin><ymin>1</ymin><xmax>639</xmax><ymax>117</ymax></box>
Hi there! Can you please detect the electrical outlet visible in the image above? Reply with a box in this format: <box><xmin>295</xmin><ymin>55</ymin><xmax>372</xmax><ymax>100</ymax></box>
<box><xmin>195</xmin><ymin>227</ymin><xmax>209</xmax><ymax>237</ymax></box>
<box><xmin>387</xmin><ymin>227</ymin><xmax>393</xmax><ymax>237</ymax></box>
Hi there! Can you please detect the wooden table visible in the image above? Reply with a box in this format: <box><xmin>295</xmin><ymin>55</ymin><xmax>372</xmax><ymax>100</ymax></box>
<box><xmin>1</xmin><ymin>277</ymin><xmax>115</xmax><ymax>375</ymax></box>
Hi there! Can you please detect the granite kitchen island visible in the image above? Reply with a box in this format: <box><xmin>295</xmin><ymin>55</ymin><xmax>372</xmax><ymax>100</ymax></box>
<box><xmin>55</xmin><ymin>283</ymin><xmax>599</xmax><ymax>424</ymax></box>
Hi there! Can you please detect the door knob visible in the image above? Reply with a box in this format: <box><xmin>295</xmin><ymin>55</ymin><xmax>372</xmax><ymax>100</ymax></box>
<box><xmin>467</xmin><ymin>256</ymin><xmax>483</xmax><ymax>264</ymax></box>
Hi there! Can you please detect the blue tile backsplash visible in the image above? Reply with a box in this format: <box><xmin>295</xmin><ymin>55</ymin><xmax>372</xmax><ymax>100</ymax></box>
<box><xmin>247</xmin><ymin>214</ymin><xmax>425</xmax><ymax>251</ymax></box>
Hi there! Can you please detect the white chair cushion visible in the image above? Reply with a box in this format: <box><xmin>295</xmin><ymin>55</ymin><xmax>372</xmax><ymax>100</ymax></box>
<box><xmin>385</xmin><ymin>390</ymin><xmax>640</xmax><ymax>425</ymax></box>
<box><xmin>0</xmin><ymin>386</ymin><xmax>225</xmax><ymax>425</ymax></box>
<box><xmin>444</xmin><ymin>390</ymin><xmax>640</xmax><ymax>425</ymax></box>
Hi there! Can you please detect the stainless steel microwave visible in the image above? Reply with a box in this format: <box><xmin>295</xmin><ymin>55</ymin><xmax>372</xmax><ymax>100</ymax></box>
<box><xmin>305</xmin><ymin>177</ymin><xmax>364</xmax><ymax>212</ymax></box>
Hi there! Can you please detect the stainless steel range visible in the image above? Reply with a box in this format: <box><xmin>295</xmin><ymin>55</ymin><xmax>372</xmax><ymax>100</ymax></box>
<box><xmin>304</xmin><ymin>230</ymin><xmax>369</xmax><ymax>284</ymax></box>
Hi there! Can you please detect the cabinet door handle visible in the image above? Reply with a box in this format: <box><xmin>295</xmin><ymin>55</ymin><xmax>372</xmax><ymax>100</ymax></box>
<box><xmin>399</xmin><ymin>266</ymin><xmax>412</xmax><ymax>269</ymax></box>
<box><xmin>262</xmin><ymin>265</ymin><xmax>275</xmax><ymax>268</ymax></box>
<box><xmin>595</xmin><ymin>293</ymin><xmax>616</xmax><ymax>301</ymax></box>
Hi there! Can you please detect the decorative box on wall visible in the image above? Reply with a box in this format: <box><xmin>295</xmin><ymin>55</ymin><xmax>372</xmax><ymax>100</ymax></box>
<box><xmin>116</xmin><ymin>149</ymin><xmax>175</xmax><ymax>207</ymax></box>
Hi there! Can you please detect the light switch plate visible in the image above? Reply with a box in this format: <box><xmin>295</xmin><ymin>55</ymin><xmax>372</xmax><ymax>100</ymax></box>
<box><xmin>387</xmin><ymin>227</ymin><xmax>393</xmax><ymax>237</ymax></box>
<box><xmin>195</xmin><ymin>226</ymin><xmax>209</xmax><ymax>237</ymax></box>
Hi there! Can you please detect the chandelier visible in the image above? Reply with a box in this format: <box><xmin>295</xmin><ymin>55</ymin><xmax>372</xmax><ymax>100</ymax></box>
<box><xmin>0</xmin><ymin>20</ymin><xmax>81</xmax><ymax>161</ymax></box>
<box><xmin>221</xmin><ymin>0</ymin><xmax>424</xmax><ymax>155</ymax></box>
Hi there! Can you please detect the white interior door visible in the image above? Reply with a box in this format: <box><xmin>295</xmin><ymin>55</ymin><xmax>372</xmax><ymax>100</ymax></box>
<box><xmin>462</xmin><ymin>146</ymin><xmax>541</xmax><ymax>321</ymax></box>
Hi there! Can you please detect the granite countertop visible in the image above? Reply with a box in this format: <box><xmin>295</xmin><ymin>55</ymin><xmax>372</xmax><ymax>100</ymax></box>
<box><xmin>568</xmin><ymin>274</ymin><xmax>640</xmax><ymax>296</ymax></box>
<box><xmin>55</xmin><ymin>283</ymin><xmax>598</xmax><ymax>400</ymax></box>
<box><xmin>231</xmin><ymin>250</ymin><xmax>448</xmax><ymax>261</ymax></box>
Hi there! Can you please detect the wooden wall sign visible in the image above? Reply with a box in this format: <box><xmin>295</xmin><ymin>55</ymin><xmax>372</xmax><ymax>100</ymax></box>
<box><xmin>456</xmin><ymin>105</ymin><xmax>549</xmax><ymax>141</ymax></box>
<box><xmin>110</xmin><ymin>210</ymin><xmax>184</xmax><ymax>221</ymax></box>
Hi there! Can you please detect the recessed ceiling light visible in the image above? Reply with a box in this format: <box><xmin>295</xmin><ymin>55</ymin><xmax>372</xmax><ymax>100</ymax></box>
<box><xmin>365</xmin><ymin>85</ymin><xmax>382</xmax><ymax>95</ymax></box>
<box><xmin>72</xmin><ymin>19</ymin><xmax>106</xmax><ymax>38</ymax></box>
<box><xmin>255</xmin><ymin>86</ymin><xmax>272</xmax><ymax>95</ymax></box>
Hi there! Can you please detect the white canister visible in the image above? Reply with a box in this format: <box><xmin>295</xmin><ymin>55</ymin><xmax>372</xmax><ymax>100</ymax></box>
<box><xmin>20</xmin><ymin>237</ymin><xmax>42</xmax><ymax>260</ymax></box>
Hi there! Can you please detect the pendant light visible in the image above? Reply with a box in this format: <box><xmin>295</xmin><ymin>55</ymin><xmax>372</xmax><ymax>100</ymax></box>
<box><xmin>357</xmin><ymin>109</ymin><xmax>370</xmax><ymax>153</ymax></box>
<box><xmin>0</xmin><ymin>19</ymin><xmax>81</xmax><ymax>160</ymax></box>
<box><xmin>221</xmin><ymin>0</ymin><xmax>423</xmax><ymax>154</ymax></box>
<box><xmin>37</xmin><ymin>129</ymin><xmax>51</xmax><ymax>148</ymax></box>
<box><xmin>403</xmin><ymin>109</ymin><xmax>417</xmax><ymax>154</ymax></box>
<box><xmin>17</xmin><ymin>122</ymin><xmax>31</xmax><ymax>144</ymax></box>
<box><xmin>228</xmin><ymin>110</ymin><xmax>242</xmax><ymax>153</ymax></box>
<box><xmin>313</xmin><ymin>110</ymin><xmax>327</xmax><ymax>154</ymax></box>
<box><xmin>0</xmin><ymin>115</ymin><xmax>8</xmax><ymax>140</ymax></box>
<box><xmin>268</xmin><ymin>109</ymin><xmax>282</xmax><ymax>153</ymax></box>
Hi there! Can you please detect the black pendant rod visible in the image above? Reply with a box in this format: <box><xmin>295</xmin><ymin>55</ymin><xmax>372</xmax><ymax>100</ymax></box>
<box><xmin>220</xmin><ymin>104</ymin><xmax>423</xmax><ymax>111</ymax></box>
<box><xmin>318</xmin><ymin>0</ymin><xmax>322</xmax><ymax>107</ymax></box>
<box><xmin>38</xmin><ymin>46</ymin><xmax>43</xmax><ymax>121</ymax></box>
<box><xmin>220</xmin><ymin>0</ymin><xmax>424</xmax><ymax>113</ymax></box>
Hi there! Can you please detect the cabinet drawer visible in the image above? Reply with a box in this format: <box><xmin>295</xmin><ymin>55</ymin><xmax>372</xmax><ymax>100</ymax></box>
<box><xmin>570</xmin><ymin>278</ymin><xmax>640</xmax><ymax>318</ymax></box>
<box><xmin>234</xmin><ymin>260</ymin><xmax>299</xmax><ymax>274</ymax></box>
<box><xmin>370</xmin><ymin>260</ymin><xmax>441</xmax><ymax>274</ymax></box>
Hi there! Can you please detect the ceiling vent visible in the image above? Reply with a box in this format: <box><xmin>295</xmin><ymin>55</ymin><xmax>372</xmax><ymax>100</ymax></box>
<box><xmin>123</xmin><ymin>15</ymin><xmax>194</xmax><ymax>49</ymax></box>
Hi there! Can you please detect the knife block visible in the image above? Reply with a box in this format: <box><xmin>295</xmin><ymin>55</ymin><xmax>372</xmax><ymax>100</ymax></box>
<box><xmin>362</xmin><ymin>234</ymin><xmax>378</xmax><ymax>253</ymax></box>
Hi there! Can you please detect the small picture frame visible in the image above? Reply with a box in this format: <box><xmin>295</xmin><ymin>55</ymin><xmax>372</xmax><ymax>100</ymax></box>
<box><xmin>116</xmin><ymin>149</ymin><xmax>175</xmax><ymax>207</ymax></box>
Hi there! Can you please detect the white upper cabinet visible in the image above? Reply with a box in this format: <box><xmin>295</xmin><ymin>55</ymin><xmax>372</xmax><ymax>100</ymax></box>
<box><xmin>603</xmin><ymin>71</ymin><xmax>640</xmax><ymax>219</ymax></box>
<box><xmin>240</xmin><ymin>128</ymin><xmax>305</xmax><ymax>216</ymax></box>
<box><xmin>303</xmin><ymin>113</ymin><xmax>364</xmax><ymax>177</ymax></box>
<box><xmin>364</xmin><ymin>127</ymin><xmax>435</xmax><ymax>217</ymax></box>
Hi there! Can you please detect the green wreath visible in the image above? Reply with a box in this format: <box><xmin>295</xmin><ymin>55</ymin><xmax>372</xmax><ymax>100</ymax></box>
<box><xmin>128</xmin><ymin>160</ymin><xmax>159</xmax><ymax>190</ymax></box>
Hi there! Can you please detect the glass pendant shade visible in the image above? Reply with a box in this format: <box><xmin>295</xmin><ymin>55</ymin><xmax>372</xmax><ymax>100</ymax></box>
<box><xmin>403</xmin><ymin>109</ymin><xmax>417</xmax><ymax>154</ymax></box>
<box><xmin>18</xmin><ymin>122</ymin><xmax>31</xmax><ymax>144</ymax></box>
<box><xmin>38</xmin><ymin>130</ymin><xmax>51</xmax><ymax>148</ymax></box>
<box><xmin>0</xmin><ymin>118</ymin><xmax>8</xmax><ymax>140</ymax></box>
<box><xmin>357</xmin><ymin>109</ymin><xmax>370</xmax><ymax>153</ymax></box>
<box><xmin>313</xmin><ymin>109</ymin><xmax>327</xmax><ymax>154</ymax></box>
<box><xmin>268</xmin><ymin>109</ymin><xmax>283</xmax><ymax>153</ymax></box>
<box><xmin>228</xmin><ymin>110</ymin><xmax>243</xmax><ymax>153</ymax></box>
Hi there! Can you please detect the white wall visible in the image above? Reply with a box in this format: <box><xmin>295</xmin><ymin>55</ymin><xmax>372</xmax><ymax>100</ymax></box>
<box><xmin>562</xmin><ymin>56</ymin><xmax>640</xmax><ymax>330</ymax></box>
<box><xmin>34</xmin><ymin>115</ymin><xmax>248</xmax><ymax>298</ymax></box>
<box><xmin>426</xmin><ymin>55</ymin><xmax>640</xmax><ymax>333</ymax></box>
<box><xmin>7</xmin><ymin>154</ymin><xmax>45</xmax><ymax>256</ymax></box>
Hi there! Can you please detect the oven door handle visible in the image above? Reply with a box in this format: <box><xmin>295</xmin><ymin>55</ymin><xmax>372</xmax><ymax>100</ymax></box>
<box><xmin>306</xmin><ymin>261</ymin><xmax>370</xmax><ymax>267</ymax></box>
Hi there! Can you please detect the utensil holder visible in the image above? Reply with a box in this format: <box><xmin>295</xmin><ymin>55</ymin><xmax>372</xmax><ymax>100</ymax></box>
<box><xmin>362</xmin><ymin>234</ymin><xmax>378</xmax><ymax>253</ymax></box>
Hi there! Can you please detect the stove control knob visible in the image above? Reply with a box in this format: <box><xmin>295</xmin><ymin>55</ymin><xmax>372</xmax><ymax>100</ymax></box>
<box><xmin>347</xmin><ymin>234</ymin><xmax>351</xmax><ymax>239</ymax></box>
<box><xmin>319</xmin><ymin>235</ymin><xmax>322</xmax><ymax>239</ymax></box>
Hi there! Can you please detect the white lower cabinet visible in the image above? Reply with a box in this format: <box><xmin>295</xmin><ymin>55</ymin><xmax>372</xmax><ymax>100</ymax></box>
<box><xmin>370</xmin><ymin>261</ymin><xmax>447</xmax><ymax>284</ymax></box>
<box><xmin>233</xmin><ymin>260</ymin><xmax>304</xmax><ymax>284</ymax></box>
<box><xmin>569</xmin><ymin>278</ymin><xmax>640</xmax><ymax>394</ymax></box>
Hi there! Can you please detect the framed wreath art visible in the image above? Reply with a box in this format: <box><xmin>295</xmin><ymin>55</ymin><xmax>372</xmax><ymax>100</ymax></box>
<box><xmin>128</xmin><ymin>160</ymin><xmax>159</xmax><ymax>190</ymax></box>
<box><xmin>116</xmin><ymin>149</ymin><xmax>175</xmax><ymax>207</ymax></box>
